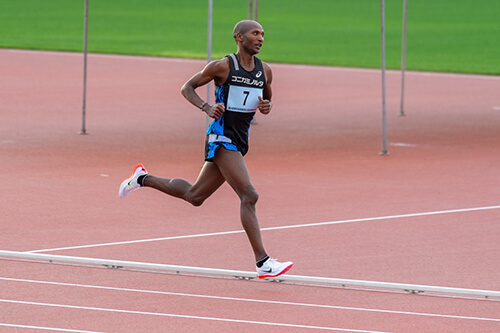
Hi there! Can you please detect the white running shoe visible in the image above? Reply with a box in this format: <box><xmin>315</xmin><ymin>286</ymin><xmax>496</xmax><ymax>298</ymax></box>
<box><xmin>118</xmin><ymin>164</ymin><xmax>148</xmax><ymax>198</ymax></box>
<box><xmin>257</xmin><ymin>257</ymin><xmax>293</xmax><ymax>279</ymax></box>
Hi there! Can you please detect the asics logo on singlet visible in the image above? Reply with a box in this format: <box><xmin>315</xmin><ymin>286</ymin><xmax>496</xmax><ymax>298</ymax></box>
<box><xmin>231</xmin><ymin>76</ymin><xmax>264</xmax><ymax>87</ymax></box>
<box><xmin>256</xmin><ymin>71</ymin><xmax>262</xmax><ymax>78</ymax></box>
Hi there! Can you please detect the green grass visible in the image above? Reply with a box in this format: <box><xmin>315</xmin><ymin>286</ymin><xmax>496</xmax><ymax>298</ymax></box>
<box><xmin>0</xmin><ymin>0</ymin><xmax>498</xmax><ymax>74</ymax></box>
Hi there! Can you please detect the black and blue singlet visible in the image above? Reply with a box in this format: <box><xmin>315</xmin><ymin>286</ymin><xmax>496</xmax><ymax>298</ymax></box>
<box><xmin>205</xmin><ymin>53</ymin><xmax>266</xmax><ymax>161</ymax></box>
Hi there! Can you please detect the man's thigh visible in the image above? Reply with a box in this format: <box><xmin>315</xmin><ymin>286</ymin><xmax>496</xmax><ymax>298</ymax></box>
<box><xmin>189</xmin><ymin>161</ymin><xmax>226</xmax><ymax>200</ymax></box>
<box><xmin>212</xmin><ymin>148</ymin><xmax>254</xmax><ymax>197</ymax></box>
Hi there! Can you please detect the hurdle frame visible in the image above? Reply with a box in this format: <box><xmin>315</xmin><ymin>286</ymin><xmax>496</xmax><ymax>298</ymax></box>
<box><xmin>1</xmin><ymin>250</ymin><xmax>498</xmax><ymax>299</ymax></box>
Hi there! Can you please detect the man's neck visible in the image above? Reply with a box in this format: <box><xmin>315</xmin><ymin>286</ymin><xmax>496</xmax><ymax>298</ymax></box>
<box><xmin>235</xmin><ymin>51</ymin><xmax>256</xmax><ymax>71</ymax></box>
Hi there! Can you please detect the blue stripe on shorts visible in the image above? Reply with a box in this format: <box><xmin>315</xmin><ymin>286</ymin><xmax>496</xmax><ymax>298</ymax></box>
<box><xmin>205</xmin><ymin>141</ymin><xmax>238</xmax><ymax>161</ymax></box>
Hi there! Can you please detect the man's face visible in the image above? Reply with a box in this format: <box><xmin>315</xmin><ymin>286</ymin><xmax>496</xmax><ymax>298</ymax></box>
<box><xmin>241</xmin><ymin>26</ymin><xmax>264</xmax><ymax>55</ymax></box>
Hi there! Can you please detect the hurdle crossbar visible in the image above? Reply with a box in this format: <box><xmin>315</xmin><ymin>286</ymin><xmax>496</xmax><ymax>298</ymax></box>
<box><xmin>1</xmin><ymin>250</ymin><xmax>498</xmax><ymax>298</ymax></box>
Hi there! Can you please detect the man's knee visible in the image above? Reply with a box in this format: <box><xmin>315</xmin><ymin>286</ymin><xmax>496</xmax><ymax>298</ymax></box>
<box><xmin>190</xmin><ymin>197</ymin><xmax>205</xmax><ymax>207</ymax></box>
<box><xmin>185</xmin><ymin>191</ymin><xmax>206</xmax><ymax>207</ymax></box>
<box><xmin>241</xmin><ymin>186</ymin><xmax>259</xmax><ymax>206</ymax></box>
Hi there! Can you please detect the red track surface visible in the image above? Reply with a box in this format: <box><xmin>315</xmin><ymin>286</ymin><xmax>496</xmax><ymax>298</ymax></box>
<box><xmin>1</xmin><ymin>49</ymin><xmax>499</xmax><ymax>332</ymax></box>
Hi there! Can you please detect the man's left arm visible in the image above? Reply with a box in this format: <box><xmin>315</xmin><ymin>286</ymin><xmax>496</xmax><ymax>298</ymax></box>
<box><xmin>258</xmin><ymin>63</ymin><xmax>273</xmax><ymax>115</ymax></box>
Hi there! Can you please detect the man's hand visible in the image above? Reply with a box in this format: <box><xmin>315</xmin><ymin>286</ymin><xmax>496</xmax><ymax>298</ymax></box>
<box><xmin>204</xmin><ymin>103</ymin><xmax>225</xmax><ymax>119</ymax></box>
<box><xmin>258</xmin><ymin>96</ymin><xmax>272</xmax><ymax>114</ymax></box>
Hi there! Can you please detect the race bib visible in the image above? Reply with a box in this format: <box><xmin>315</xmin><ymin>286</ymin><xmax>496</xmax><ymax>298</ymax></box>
<box><xmin>226</xmin><ymin>85</ymin><xmax>262</xmax><ymax>113</ymax></box>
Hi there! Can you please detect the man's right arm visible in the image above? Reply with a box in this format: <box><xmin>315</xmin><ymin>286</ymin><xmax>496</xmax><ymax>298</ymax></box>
<box><xmin>180</xmin><ymin>59</ymin><xmax>229</xmax><ymax>119</ymax></box>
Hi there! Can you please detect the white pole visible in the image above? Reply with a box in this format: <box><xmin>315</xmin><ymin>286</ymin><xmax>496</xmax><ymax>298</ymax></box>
<box><xmin>399</xmin><ymin>0</ymin><xmax>408</xmax><ymax>116</ymax></box>
<box><xmin>2</xmin><ymin>250</ymin><xmax>499</xmax><ymax>298</ymax></box>
<box><xmin>205</xmin><ymin>0</ymin><xmax>213</xmax><ymax>128</ymax></box>
<box><xmin>80</xmin><ymin>0</ymin><xmax>89</xmax><ymax>135</ymax></box>
<box><xmin>249</xmin><ymin>0</ymin><xmax>258</xmax><ymax>21</ymax></box>
<box><xmin>380</xmin><ymin>0</ymin><xmax>388</xmax><ymax>155</ymax></box>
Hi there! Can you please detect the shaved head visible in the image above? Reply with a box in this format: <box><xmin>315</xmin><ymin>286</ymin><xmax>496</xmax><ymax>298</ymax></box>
<box><xmin>233</xmin><ymin>20</ymin><xmax>263</xmax><ymax>40</ymax></box>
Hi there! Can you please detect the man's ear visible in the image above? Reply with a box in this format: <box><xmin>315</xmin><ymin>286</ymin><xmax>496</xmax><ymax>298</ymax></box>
<box><xmin>235</xmin><ymin>32</ymin><xmax>244</xmax><ymax>42</ymax></box>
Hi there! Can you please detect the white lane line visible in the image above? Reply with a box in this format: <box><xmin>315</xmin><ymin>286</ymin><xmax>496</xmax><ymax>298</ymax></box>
<box><xmin>29</xmin><ymin>205</ymin><xmax>500</xmax><ymax>253</ymax></box>
<box><xmin>1</xmin><ymin>277</ymin><xmax>498</xmax><ymax>322</ymax></box>
<box><xmin>272</xmin><ymin>62</ymin><xmax>500</xmax><ymax>80</ymax></box>
<box><xmin>3</xmin><ymin>48</ymin><xmax>202</xmax><ymax>64</ymax></box>
<box><xmin>0</xmin><ymin>323</ymin><xmax>104</xmax><ymax>332</ymax></box>
<box><xmin>3</xmin><ymin>49</ymin><xmax>499</xmax><ymax>81</ymax></box>
<box><xmin>0</xmin><ymin>299</ymin><xmax>391</xmax><ymax>333</ymax></box>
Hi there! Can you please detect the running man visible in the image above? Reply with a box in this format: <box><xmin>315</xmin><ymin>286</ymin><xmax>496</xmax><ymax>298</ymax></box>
<box><xmin>119</xmin><ymin>20</ymin><xmax>292</xmax><ymax>279</ymax></box>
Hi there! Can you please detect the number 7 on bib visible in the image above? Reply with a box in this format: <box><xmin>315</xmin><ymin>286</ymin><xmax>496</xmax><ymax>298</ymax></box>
<box><xmin>226</xmin><ymin>85</ymin><xmax>263</xmax><ymax>113</ymax></box>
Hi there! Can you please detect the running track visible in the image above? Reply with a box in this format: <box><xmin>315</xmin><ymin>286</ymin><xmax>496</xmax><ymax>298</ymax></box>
<box><xmin>0</xmin><ymin>49</ymin><xmax>499</xmax><ymax>332</ymax></box>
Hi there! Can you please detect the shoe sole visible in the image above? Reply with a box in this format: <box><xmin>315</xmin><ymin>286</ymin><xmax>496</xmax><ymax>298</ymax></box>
<box><xmin>257</xmin><ymin>263</ymin><xmax>293</xmax><ymax>279</ymax></box>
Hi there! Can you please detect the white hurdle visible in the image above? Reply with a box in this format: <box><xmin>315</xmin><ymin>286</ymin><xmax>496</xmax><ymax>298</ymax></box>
<box><xmin>1</xmin><ymin>250</ymin><xmax>498</xmax><ymax>299</ymax></box>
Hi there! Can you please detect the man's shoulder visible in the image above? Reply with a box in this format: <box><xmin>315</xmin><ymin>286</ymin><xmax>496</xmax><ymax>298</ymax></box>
<box><xmin>209</xmin><ymin>56</ymin><xmax>230</xmax><ymax>70</ymax></box>
<box><xmin>254</xmin><ymin>56</ymin><xmax>271</xmax><ymax>71</ymax></box>
<box><xmin>262</xmin><ymin>61</ymin><xmax>272</xmax><ymax>77</ymax></box>
<box><xmin>204</xmin><ymin>56</ymin><xmax>230</xmax><ymax>85</ymax></box>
